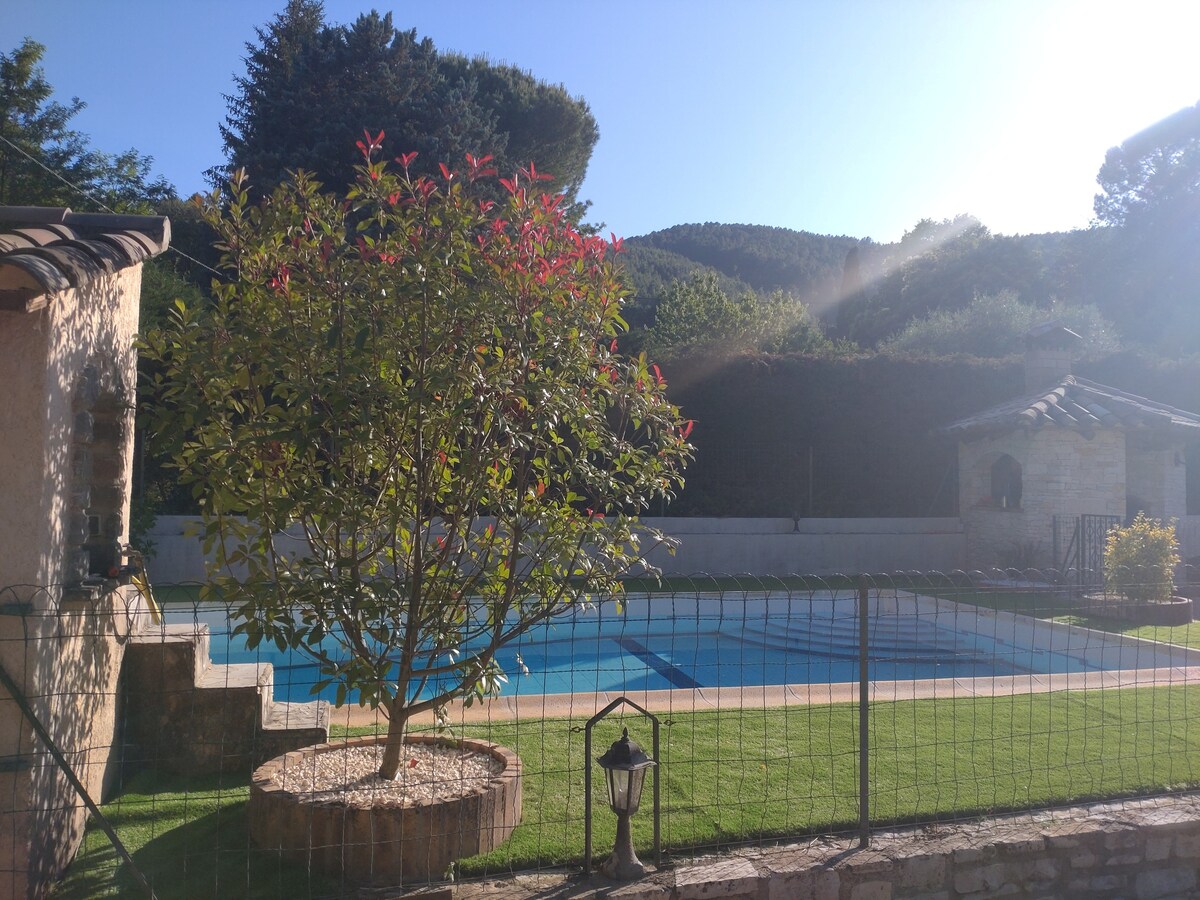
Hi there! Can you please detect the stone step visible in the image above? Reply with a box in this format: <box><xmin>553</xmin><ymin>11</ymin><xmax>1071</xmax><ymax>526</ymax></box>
<box><xmin>122</xmin><ymin>627</ymin><xmax>329</xmax><ymax>776</ymax></box>
<box><xmin>125</xmin><ymin>623</ymin><xmax>211</xmax><ymax>687</ymax></box>
<box><xmin>264</xmin><ymin>700</ymin><xmax>329</xmax><ymax>732</ymax></box>
<box><xmin>197</xmin><ymin>661</ymin><xmax>274</xmax><ymax>725</ymax></box>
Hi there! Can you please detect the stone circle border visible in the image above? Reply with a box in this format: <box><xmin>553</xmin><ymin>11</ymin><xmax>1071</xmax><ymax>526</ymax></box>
<box><xmin>248</xmin><ymin>733</ymin><xmax>522</xmax><ymax>885</ymax></box>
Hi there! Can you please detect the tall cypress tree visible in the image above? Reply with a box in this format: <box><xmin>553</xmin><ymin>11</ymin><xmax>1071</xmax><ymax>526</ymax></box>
<box><xmin>219</xmin><ymin>1</ymin><xmax>597</xmax><ymax>209</ymax></box>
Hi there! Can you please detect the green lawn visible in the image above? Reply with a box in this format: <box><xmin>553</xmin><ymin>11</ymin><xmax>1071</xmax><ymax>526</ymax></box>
<box><xmin>56</xmin><ymin>684</ymin><xmax>1200</xmax><ymax>898</ymax></box>
<box><xmin>925</xmin><ymin>586</ymin><xmax>1200</xmax><ymax>650</ymax></box>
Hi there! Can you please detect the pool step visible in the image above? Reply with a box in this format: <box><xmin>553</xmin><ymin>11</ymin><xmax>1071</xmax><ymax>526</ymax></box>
<box><xmin>121</xmin><ymin>623</ymin><xmax>329</xmax><ymax>776</ymax></box>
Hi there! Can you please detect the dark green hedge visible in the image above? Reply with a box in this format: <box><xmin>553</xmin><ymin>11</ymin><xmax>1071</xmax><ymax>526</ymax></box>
<box><xmin>660</xmin><ymin>352</ymin><xmax>1200</xmax><ymax>518</ymax></box>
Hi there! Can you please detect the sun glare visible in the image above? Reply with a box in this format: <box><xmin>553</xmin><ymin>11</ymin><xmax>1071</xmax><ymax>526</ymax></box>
<box><xmin>923</xmin><ymin>0</ymin><xmax>1200</xmax><ymax>237</ymax></box>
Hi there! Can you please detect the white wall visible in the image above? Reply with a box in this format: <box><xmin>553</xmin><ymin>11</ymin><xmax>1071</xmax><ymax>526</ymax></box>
<box><xmin>1179</xmin><ymin>516</ymin><xmax>1200</xmax><ymax>563</ymax></box>
<box><xmin>639</xmin><ymin>517</ymin><xmax>964</xmax><ymax>576</ymax></box>
<box><xmin>144</xmin><ymin>516</ymin><xmax>966</xmax><ymax>582</ymax></box>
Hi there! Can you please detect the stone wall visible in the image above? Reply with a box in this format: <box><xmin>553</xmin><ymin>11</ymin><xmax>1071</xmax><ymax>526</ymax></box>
<box><xmin>146</xmin><ymin>516</ymin><xmax>968</xmax><ymax>581</ymax></box>
<box><xmin>459</xmin><ymin>794</ymin><xmax>1200</xmax><ymax>899</ymax></box>
<box><xmin>0</xmin><ymin>266</ymin><xmax>146</xmax><ymax>898</ymax></box>
<box><xmin>959</xmin><ymin>428</ymin><xmax>1126</xmax><ymax>567</ymax></box>
<box><xmin>1127</xmin><ymin>442</ymin><xmax>1189</xmax><ymax>521</ymax></box>
<box><xmin>0</xmin><ymin>267</ymin><xmax>140</xmax><ymax>592</ymax></box>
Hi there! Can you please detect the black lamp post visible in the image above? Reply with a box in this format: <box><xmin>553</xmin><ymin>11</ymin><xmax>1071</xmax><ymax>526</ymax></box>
<box><xmin>596</xmin><ymin>728</ymin><xmax>655</xmax><ymax>879</ymax></box>
<box><xmin>584</xmin><ymin>696</ymin><xmax>660</xmax><ymax>878</ymax></box>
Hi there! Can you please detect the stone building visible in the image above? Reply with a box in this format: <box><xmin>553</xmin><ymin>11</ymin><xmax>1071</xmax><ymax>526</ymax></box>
<box><xmin>940</xmin><ymin>324</ymin><xmax>1200</xmax><ymax>569</ymax></box>
<box><xmin>0</xmin><ymin>206</ymin><xmax>169</xmax><ymax>897</ymax></box>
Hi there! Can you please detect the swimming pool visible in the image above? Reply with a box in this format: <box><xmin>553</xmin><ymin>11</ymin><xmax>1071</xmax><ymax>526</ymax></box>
<box><xmin>163</xmin><ymin>592</ymin><xmax>1200</xmax><ymax>704</ymax></box>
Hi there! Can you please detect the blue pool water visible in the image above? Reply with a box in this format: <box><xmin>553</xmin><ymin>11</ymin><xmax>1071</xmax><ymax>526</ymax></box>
<box><xmin>164</xmin><ymin>594</ymin><xmax>1161</xmax><ymax>705</ymax></box>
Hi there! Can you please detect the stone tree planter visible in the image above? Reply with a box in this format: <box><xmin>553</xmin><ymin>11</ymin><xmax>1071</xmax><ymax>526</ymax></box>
<box><xmin>248</xmin><ymin>734</ymin><xmax>521</xmax><ymax>885</ymax></box>
<box><xmin>1086</xmin><ymin>594</ymin><xmax>1194</xmax><ymax>626</ymax></box>
<box><xmin>1110</xmin><ymin>596</ymin><xmax>1194</xmax><ymax>626</ymax></box>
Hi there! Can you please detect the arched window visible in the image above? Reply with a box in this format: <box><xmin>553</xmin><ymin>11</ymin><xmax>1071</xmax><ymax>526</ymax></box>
<box><xmin>990</xmin><ymin>454</ymin><xmax>1022</xmax><ymax>509</ymax></box>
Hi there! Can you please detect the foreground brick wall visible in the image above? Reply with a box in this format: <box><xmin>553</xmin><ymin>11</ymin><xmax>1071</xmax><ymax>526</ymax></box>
<box><xmin>456</xmin><ymin>794</ymin><xmax>1200</xmax><ymax>899</ymax></box>
<box><xmin>663</xmin><ymin>795</ymin><xmax>1200</xmax><ymax>899</ymax></box>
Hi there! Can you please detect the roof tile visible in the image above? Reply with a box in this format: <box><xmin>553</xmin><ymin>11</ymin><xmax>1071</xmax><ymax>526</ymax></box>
<box><xmin>939</xmin><ymin>376</ymin><xmax>1200</xmax><ymax>440</ymax></box>
<box><xmin>0</xmin><ymin>207</ymin><xmax>169</xmax><ymax>313</ymax></box>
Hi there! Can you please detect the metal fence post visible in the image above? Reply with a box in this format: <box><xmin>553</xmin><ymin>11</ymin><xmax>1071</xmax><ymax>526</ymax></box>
<box><xmin>857</xmin><ymin>575</ymin><xmax>870</xmax><ymax>849</ymax></box>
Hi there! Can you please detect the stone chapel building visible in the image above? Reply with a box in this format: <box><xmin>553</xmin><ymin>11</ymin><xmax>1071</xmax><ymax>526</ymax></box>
<box><xmin>940</xmin><ymin>324</ymin><xmax>1200</xmax><ymax>570</ymax></box>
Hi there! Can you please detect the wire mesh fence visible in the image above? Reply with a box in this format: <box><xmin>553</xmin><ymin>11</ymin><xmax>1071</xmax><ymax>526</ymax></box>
<box><xmin>3</xmin><ymin>567</ymin><xmax>1200</xmax><ymax>897</ymax></box>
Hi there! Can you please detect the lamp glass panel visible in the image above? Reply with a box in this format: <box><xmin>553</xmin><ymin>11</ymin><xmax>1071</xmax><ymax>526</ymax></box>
<box><xmin>606</xmin><ymin>767</ymin><xmax>647</xmax><ymax>815</ymax></box>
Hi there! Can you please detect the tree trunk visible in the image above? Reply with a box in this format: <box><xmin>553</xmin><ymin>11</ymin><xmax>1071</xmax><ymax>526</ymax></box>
<box><xmin>377</xmin><ymin>702</ymin><xmax>410</xmax><ymax>780</ymax></box>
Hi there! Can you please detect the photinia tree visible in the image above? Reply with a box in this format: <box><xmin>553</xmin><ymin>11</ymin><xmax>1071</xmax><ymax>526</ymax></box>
<box><xmin>143</xmin><ymin>134</ymin><xmax>691</xmax><ymax>780</ymax></box>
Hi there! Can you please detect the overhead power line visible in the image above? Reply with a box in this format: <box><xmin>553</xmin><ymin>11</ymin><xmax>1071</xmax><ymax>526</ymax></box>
<box><xmin>0</xmin><ymin>132</ymin><xmax>222</xmax><ymax>279</ymax></box>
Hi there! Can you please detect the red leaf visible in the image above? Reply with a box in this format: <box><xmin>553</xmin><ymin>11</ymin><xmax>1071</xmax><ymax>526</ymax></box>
<box><xmin>358</xmin><ymin>128</ymin><xmax>385</xmax><ymax>158</ymax></box>
<box><xmin>397</xmin><ymin>151</ymin><xmax>419</xmax><ymax>168</ymax></box>
<box><xmin>522</xmin><ymin>161</ymin><xmax>553</xmax><ymax>182</ymax></box>
<box><xmin>439</xmin><ymin>162</ymin><xmax>453</xmax><ymax>181</ymax></box>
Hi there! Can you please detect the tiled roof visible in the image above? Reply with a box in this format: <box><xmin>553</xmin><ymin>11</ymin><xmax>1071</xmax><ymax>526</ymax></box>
<box><xmin>0</xmin><ymin>206</ymin><xmax>170</xmax><ymax>313</ymax></box>
<box><xmin>938</xmin><ymin>376</ymin><xmax>1200</xmax><ymax>440</ymax></box>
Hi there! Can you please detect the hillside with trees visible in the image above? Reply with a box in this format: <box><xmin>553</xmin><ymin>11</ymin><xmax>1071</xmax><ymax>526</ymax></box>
<box><xmin>623</xmin><ymin>223</ymin><xmax>860</xmax><ymax>306</ymax></box>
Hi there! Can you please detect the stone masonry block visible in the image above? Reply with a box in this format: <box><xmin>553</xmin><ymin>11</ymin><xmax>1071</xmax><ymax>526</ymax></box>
<box><xmin>996</xmin><ymin>837</ymin><xmax>1045</xmax><ymax>856</ymax></box>
<box><xmin>1069</xmin><ymin>851</ymin><xmax>1099</xmax><ymax>868</ymax></box>
<box><xmin>674</xmin><ymin>858</ymin><xmax>761</xmax><ymax>899</ymax></box>
<box><xmin>766</xmin><ymin>868</ymin><xmax>840</xmax><ymax>900</ymax></box>
<box><xmin>954</xmin><ymin>862</ymin><xmax>1006</xmax><ymax>895</ymax></box>
<box><xmin>848</xmin><ymin>882</ymin><xmax>892</xmax><ymax>900</ymax></box>
<box><xmin>1085</xmin><ymin>873</ymin><xmax>1123</xmax><ymax>892</ymax></box>
<box><xmin>1104</xmin><ymin>828</ymin><xmax>1141</xmax><ymax>851</ymax></box>
<box><xmin>952</xmin><ymin>848</ymin><xmax>987</xmax><ymax>865</ymax></box>
<box><xmin>1019</xmin><ymin>857</ymin><xmax>1060</xmax><ymax>883</ymax></box>
<box><xmin>1173</xmin><ymin>833</ymin><xmax>1200</xmax><ymax>858</ymax></box>
<box><xmin>1134</xmin><ymin>866</ymin><xmax>1196</xmax><ymax>899</ymax></box>
<box><xmin>1105</xmin><ymin>854</ymin><xmax>1143</xmax><ymax>867</ymax></box>
<box><xmin>1145</xmin><ymin>836</ymin><xmax>1172</xmax><ymax>861</ymax></box>
<box><xmin>895</xmin><ymin>854</ymin><xmax>945</xmax><ymax>891</ymax></box>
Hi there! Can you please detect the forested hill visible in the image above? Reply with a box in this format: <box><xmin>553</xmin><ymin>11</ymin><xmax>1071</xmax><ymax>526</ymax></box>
<box><xmin>623</xmin><ymin>223</ymin><xmax>862</xmax><ymax>307</ymax></box>
<box><xmin>619</xmin><ymin>214</ymin><xmax>1196</xmax><ymax>359</ymax></box>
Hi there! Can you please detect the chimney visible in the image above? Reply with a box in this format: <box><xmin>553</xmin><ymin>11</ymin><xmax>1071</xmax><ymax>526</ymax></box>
<box><xmin>1023</xmin><ymin>322</ymin><xmax>1082</xmax><ymax>391</ymax></box>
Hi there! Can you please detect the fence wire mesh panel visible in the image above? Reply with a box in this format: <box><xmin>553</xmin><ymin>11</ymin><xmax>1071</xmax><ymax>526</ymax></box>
<box><xmin>2</xmin><ymin>567</ymin><xmax>1200</xmax><ymax>897</ymax></box>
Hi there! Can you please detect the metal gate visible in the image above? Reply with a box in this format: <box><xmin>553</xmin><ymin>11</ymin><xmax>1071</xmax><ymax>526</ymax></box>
<box><xmin>1054</xmin><ymin>514</ymin><xmax>1121</xmax><ymax>584</ymax></box>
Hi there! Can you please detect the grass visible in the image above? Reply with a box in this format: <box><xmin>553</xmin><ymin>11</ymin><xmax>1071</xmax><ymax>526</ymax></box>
<box><xmin>56</xmin><ymin>684</ymin><xmax>1200</xmax><ymax>897</ymax></box>
<box><xmin>53</xmin><ymin>772</ymin><xmax>338</xmax><ymax>899</ymax></box>
<box><xmin>923</xmin><ymin>586</ymin><xmax>1200</xmax><ymax>651</ymax></box>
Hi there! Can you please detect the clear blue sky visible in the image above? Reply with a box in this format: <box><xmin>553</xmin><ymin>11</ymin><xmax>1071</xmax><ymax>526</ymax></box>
<box><xmin>4</xmin><ymin>0</ymin><xmax>1198</xmax><ymax>242</ymax></box>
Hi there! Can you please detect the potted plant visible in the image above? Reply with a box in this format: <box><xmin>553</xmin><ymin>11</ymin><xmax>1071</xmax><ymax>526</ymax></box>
<box><xmin>144</xmin><ymin>136</ymin><xmax>692</xmax><ymax>883</ymax></box>
<box><xmin>1102</xmin><ymin>514</ymin><xmax>1188</xmax><ymax>625</ymax></box>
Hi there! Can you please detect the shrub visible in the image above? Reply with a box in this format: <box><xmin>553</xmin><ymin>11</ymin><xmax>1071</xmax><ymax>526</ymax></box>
<box><xmin>143</xmin><ymin>138</ymin><xmax>692</xmax><ymax>780</ymax></box>
<box><xmin>1104</xmin><ymin>513</ymin><xmax>1180</xmax><ymax>603</ymax></box>
<box><xmin>880</xmin><ymin>290</ymin><xmax>1120</xmax><ymax>358</ymax></box>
